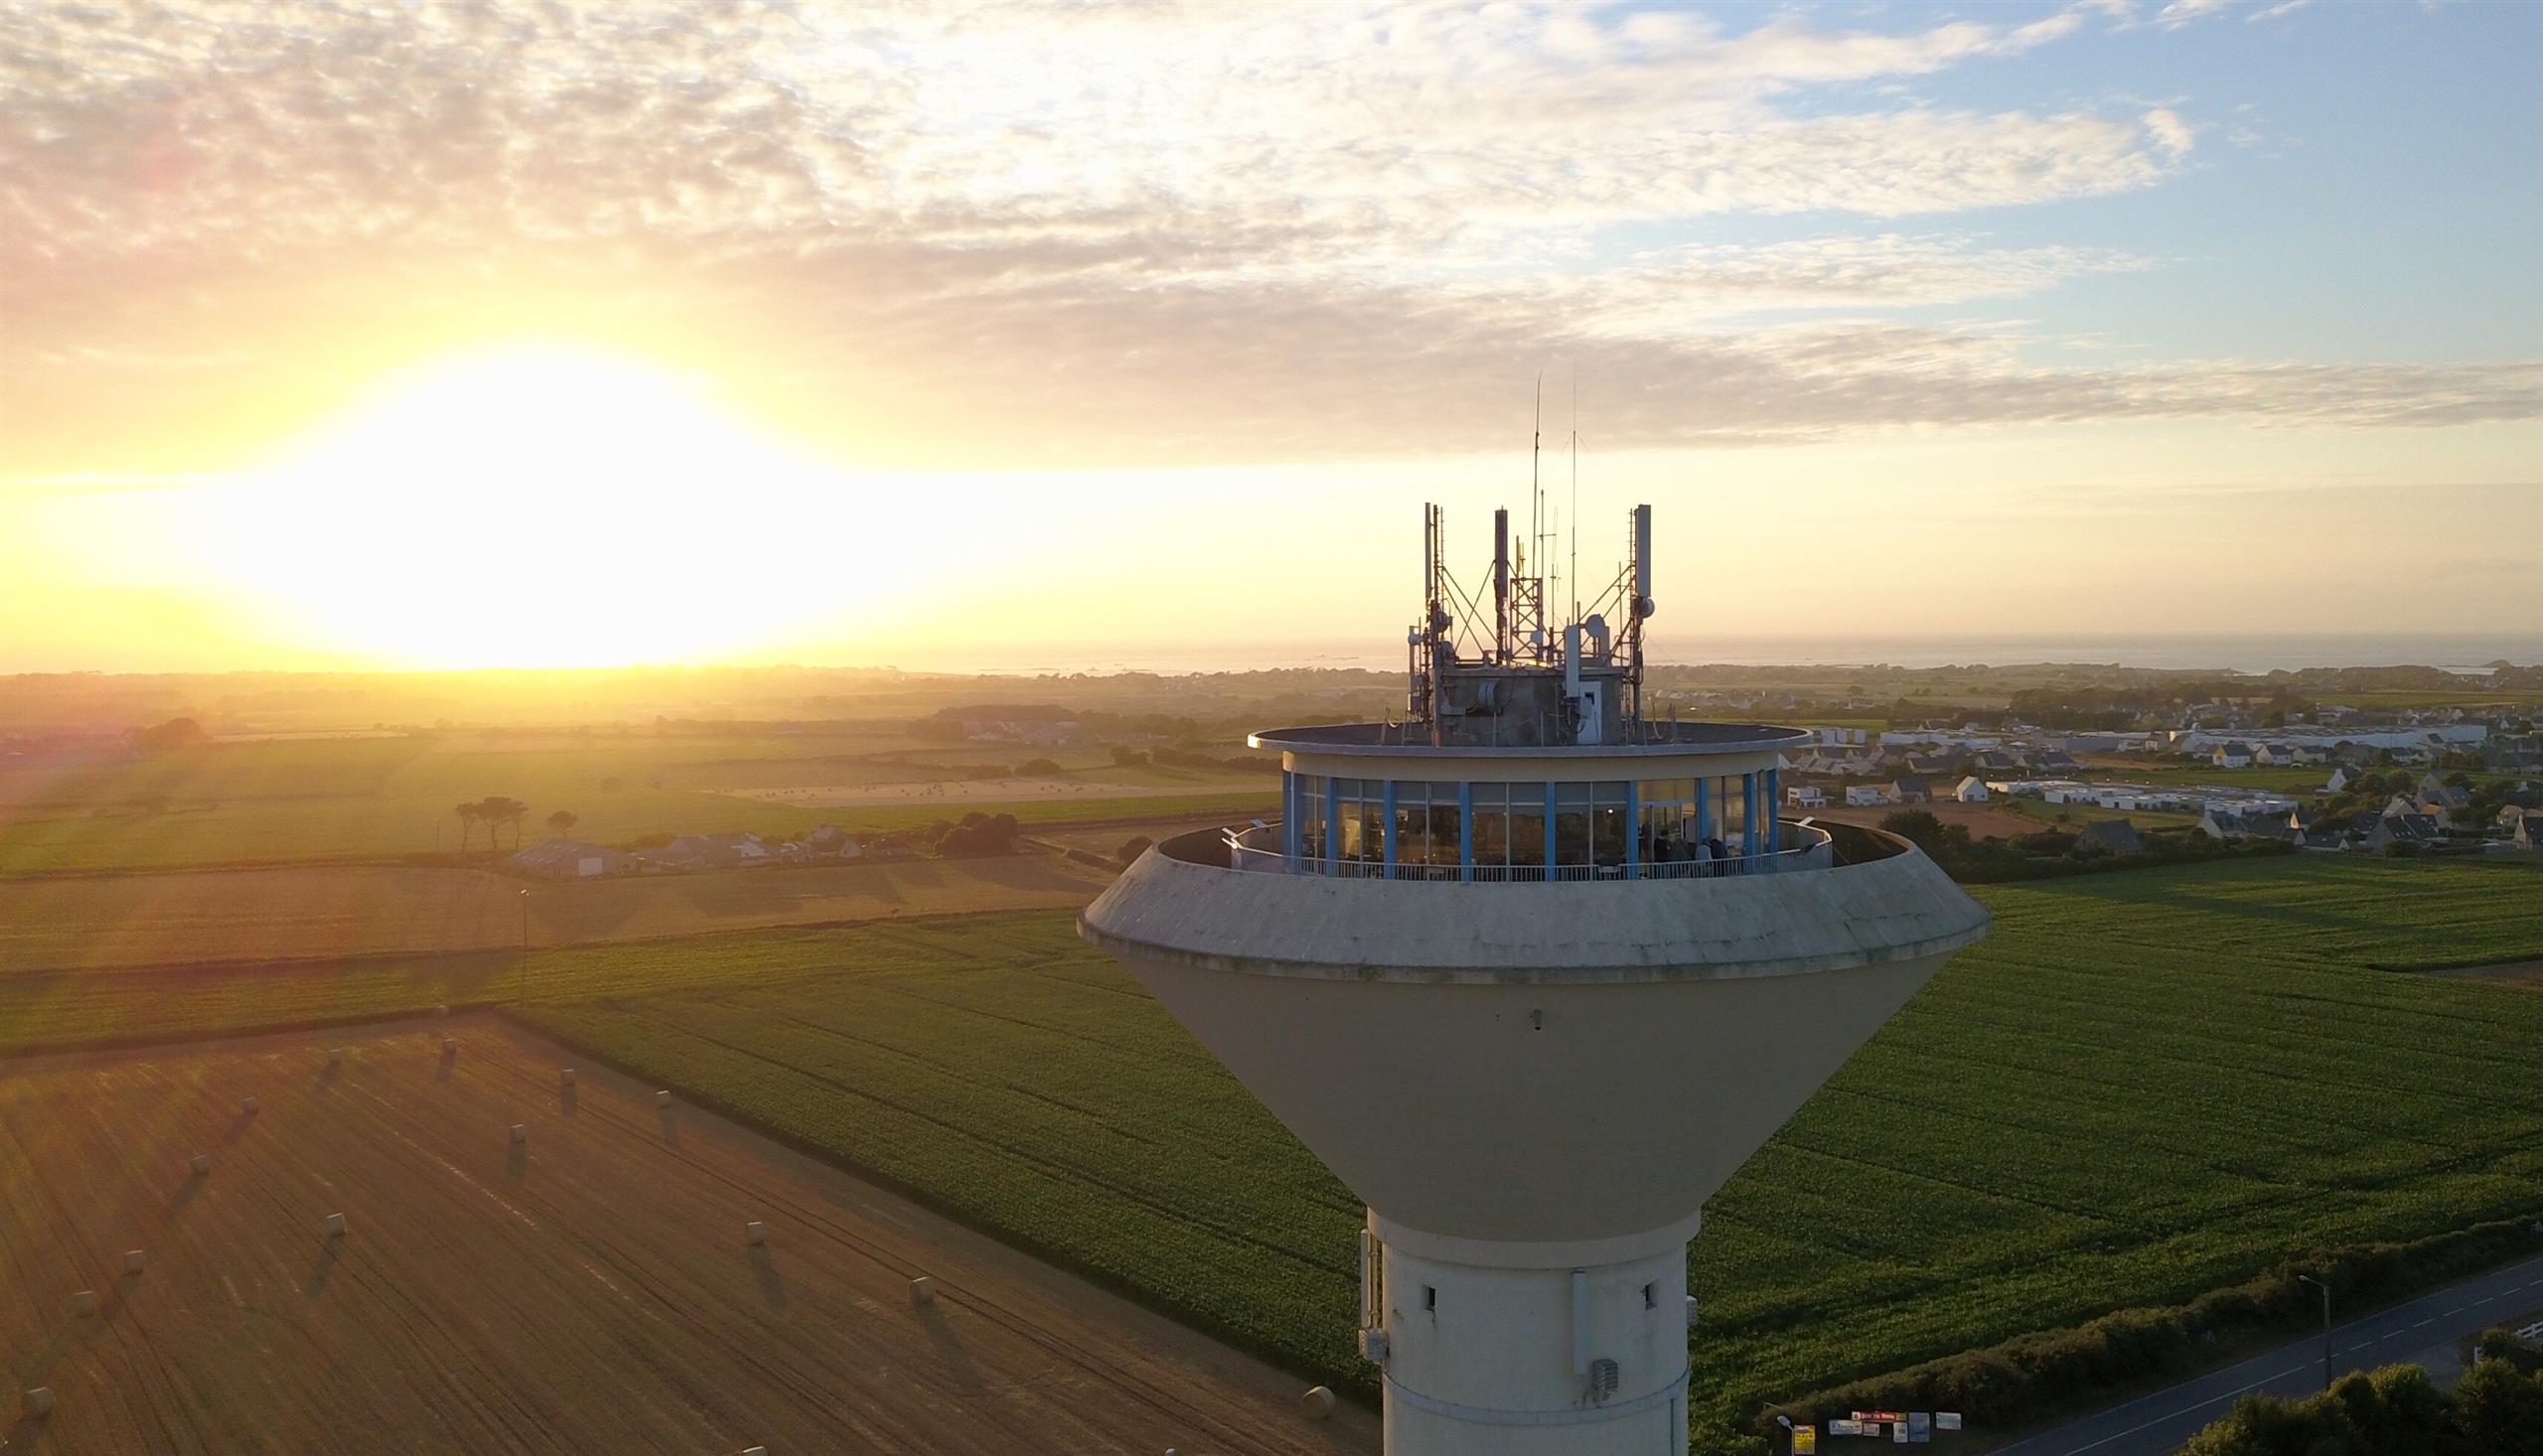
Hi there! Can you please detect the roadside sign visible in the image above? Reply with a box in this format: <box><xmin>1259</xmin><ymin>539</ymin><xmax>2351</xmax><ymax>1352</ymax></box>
<box><xmin>1854</xmin><ymin>1410</ymin><xmax>1905</xmax><ymax>1423</ymax></box>
<box><xmin>1794</xmin><ymin>1426</ymin><xmax>1818</xmax><ymax>1454</ymax></box>
<box><xmin>1893</xmin><ymin>1422</ymin><xmax>1908</xmax><ymax>1444</ymax></box>
<box><xmin>1829</xmin><ymin>1418</ymin><xmax>1865</xmax><ymax>1436</ymax></box>
<box><xmin>1908</xmin><ymin>1411</ymin><xmax>1932</xmax><ymax>1443</ymax></box>
<box><xmin>1936</xmin><ymin>1412</ymin><xmax>1963</xmax><ymax>1431</ymax></box>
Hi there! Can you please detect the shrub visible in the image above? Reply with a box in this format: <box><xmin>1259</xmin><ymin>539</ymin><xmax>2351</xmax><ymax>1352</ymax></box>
<box><xmin>1770</xmin><ymin>1215</ymin><xmax>2543</xmax><ymax>1440</ymax></box>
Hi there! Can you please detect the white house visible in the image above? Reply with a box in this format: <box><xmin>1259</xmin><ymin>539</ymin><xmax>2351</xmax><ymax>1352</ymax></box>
<box><xmin>1786</xmin><ymin>785</ymin><xmax>1827</xmax><ymax>809</ymax></box>
<box><xmin>2212</xmin><ymin>742</ymin><xmax>2254</xmax><ymax>769</ymax></box>
<box><xmin>1954</xmin><ymin>776</ymin><xmax>1991</xmax><ymax>802</ymax></box>
<box><xmin>1844</xmin><ymin>785</ymin><xmax>1891</xmax><ymax>807</ymax></box>
<box><xmin>2324</xmin><ymin>767</ymin><xmax>2351</xmax><ymax>793</ymax></box>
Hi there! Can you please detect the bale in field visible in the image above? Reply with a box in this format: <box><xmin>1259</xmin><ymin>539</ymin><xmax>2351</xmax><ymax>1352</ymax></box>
<box><xmin>241</xmin><ymin>1096</ymin><xmax>259</xmax><ymax>1114</ymax></box>
<box><xmin>559</xmin><ymin>1068</ymin><xmax>576</xmax><ymax>1086</ymax></box>
<box><xmin>1299</xmin><ymin>1385</ymin><xmax>1337</xmax><ymax>1420</ymax></box>
<box><xmin>326</xmin><ymin>1048</ymin><xmax>344</xmax><ymax>1067</ymax></box>
<box><xmin>432</xmin><ymin>1004</ymin><xmax>449</xmax><ymax>1018</ymax></box>
<box><xmin>441</xmin><ymin>1037</ymin><xmax>456</xmax><ymax>1055</ymax></box>
<box><xmin>124</xmin><ymin>1249</ymin><xmax>146</xmax><ymax>1273</ymax></box>
<box><xmin>190</xmin><ymin>1153</ymin><xmax>212</xmax><ymax>1174</ymax></box>
<box><xmin>909</xmin><ymin>1275</ymin><xmax>936</xmax><ymax>1305</ymax></box>
<box><xmin>746</xmin><ymin>1221</ymin><xmax>766</xmax><ymax>1245</ymax></box>
<box><xmin>509</xmin><ymin>1124</ymin><xmax>526</xmax><ymax>1144</ymax></box>
<box><xmin>324</xmin><ymin>1212</ymin><xmax>347</xmax><ymax>1238</ymax></box>
<box><xmin>655</xmin><ymin>1090</ymin><xmax>673</xmax><ymax>1107</ymax></box>
<box><xmin>72</xmin><ymin>1289</ymin><xmax>96</xmax><ymax>1316</ymax></box>
<box><xmin>23</xmin><ymin>1387</ymin><xmax>52</xmax><ymax>1418</ymax></box>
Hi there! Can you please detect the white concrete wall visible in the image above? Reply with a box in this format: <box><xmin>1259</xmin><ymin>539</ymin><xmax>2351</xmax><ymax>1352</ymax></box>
<box><xmin>1378</xmin><ymin>1238</ymin><xmax>1690</xmax><ymax>1456</ymax></box>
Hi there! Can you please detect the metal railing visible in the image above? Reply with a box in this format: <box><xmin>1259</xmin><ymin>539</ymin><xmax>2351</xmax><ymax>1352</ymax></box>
<box><xmin>1222</xmin><ymin>823</ymin><xmax>1834</xmax><ymax>879</ymax></box>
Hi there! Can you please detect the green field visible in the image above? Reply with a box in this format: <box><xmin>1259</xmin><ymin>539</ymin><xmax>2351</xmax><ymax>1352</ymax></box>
<box><xmin>6</xmin><ymin>855</ymin><xmax>2537</xmax><ymax>1449</ymax></box>
<box><xmin>0</xmin><ymin>731</ymin><xmax>1273</xmax><ymax>873</ymax></box>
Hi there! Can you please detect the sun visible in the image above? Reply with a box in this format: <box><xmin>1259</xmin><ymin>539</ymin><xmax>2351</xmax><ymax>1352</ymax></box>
<box><xmin>208</xmin><ymin>345</ymin><xmax>912</xmax><ymax>668</ymax></box>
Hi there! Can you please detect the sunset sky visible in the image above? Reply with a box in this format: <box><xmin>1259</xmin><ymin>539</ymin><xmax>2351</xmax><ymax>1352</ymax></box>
<box><xmin>4</xmin><ymin>0</ymin><xmax>2538</xmax><ymax>672</ymax></box>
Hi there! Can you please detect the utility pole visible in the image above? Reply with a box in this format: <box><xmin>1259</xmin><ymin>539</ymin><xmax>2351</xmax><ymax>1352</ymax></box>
<box><xmin>2297</xmin><ymin>1274</ymin><xmax>2333</xmax><ymax>1390</ymax></box>
<box><xmin>518</xmin><ymin>888</ymin><xmax>529</xmax><ymax>1004</ymax></box>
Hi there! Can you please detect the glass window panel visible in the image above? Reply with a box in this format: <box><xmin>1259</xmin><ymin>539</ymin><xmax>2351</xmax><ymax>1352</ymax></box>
<box><xmin>1556</xmin><ymin>782</ymin><xmax>1594</xmax><ymax>808</ymax></box>
<box><xmin>1592</xmin><ymin>805</ymin><xmax>1628</xmax><ymax>865</ymax></box>
<box><xmin>1509</xmin><ymin>783</ymin><xmax>1547</xmax><ymax>868</ymax></box>
<box><xmin>1472</xmin><ymin>806</ymin><xmax>1509</xmax><ymax>865</ymax></box>
<box><xmin>1394</xmin><ymin>801</ymin><xmax>1426</xmax><ymax>867</ymax></box>
<box><xmin>1555</xmin><ymin>809</ymin><xmax>1591</xmax><ymax>864</ymax></box>
<box><xmin>1425</xmin><ymin>803</ymin><xmax>1463</xmax><ymax>865</ymax></box>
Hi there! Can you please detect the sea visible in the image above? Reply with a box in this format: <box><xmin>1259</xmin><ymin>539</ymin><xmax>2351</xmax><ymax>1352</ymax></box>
<box><xmin>926</xmin><ymin>634</ymin><xmax>2539</xmax><ymax>678</ymax></box>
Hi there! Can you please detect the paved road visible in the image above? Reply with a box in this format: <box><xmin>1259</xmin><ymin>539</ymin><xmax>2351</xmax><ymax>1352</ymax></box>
<box><xmin>1991</xmin><ymin>1252</ymin><xmax>2543</xmax><ymax>1456</ymax></box>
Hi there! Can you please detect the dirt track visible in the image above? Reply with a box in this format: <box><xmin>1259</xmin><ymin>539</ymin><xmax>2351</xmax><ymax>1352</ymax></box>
<box><xmin>0</xmin><ymin>1021</ymin><xmax>1376</xmax><ymax>1455</ymax></box>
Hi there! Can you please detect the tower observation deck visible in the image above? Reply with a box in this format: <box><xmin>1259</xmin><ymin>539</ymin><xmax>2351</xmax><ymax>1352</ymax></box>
<box><xmin>1081</xmin><ymin>504</ymin><xmax>1990</xmax><ymax>1455</ymax></box>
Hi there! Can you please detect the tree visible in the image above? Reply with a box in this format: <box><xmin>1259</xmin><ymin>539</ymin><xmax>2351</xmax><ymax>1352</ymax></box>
<box><xmin>546</xmin><ymin>809</ymin><xmax>578</xmax><ymax>839</ymax></box>
<box><xmin>128</xmin><ymin>717</ymin><xmax>208</xmax><ymax>752</ymax></box>
<box><xmin>939</xmin><ymin>811</ymin><xmax>1022</xmax><ymax>858</ymax></box>
<box><xmin>473</xmin><ymin>796</ymin><xmax>530</xmax><ymax>850</ymax></box>
<box><xmin>454</xmin><ymin>801</ymin><xmax>480</xmax><ymax>854</ymax></box>
<box><xmin>2454</xmin><ymin>1357</ymin><xmax>2543</xmax><ymax>1456</ymax></box>
<box><xmin>1877</xmin><ymin>809</ymin><xmax>1944</xmax><ymax>850</ymax></box>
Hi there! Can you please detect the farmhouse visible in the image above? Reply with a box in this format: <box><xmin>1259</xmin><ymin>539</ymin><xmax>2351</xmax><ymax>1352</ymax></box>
<box><xmin>1785</xmin><ymin>785</ymin><xmax>1827</xmax><ymax>809</ymax></box>
<box><xmin>1844</xmin><ymin>785</ymin><xmax>1891</xmax><ymax>807</ymax></box>
<box><xmin>507</xmin><ymin>839</ymin><xmax>641</xmax><ymax>880</ymax></box>
<box><xmin>650</xmin><ymin>832</ymin><xmax>774</xmax><ymax>871</ymax></box>
<box><xmin>2211</xmin><ymin>742</ymin><xmax>2253</xmax><ymax>769</ymax></box>
<box><xmin>1952</xmin><ymin>776</ymin><xmax>1990</xmax><ymax>802</ymax></box>
<box><xmin>2073</xmin><ymin>819</ymin><xmax>2143</xmax><ymax>856</ymax></box>
<box><xmin>802</xmin><ymin>824</ymin><xmax>862</xmax><ymax>859</ymax></box>
<box><xmin>1891</xmin><ymin>777</ymin><xmax>1934</xmax><ymax>804</ymax></box>
<box><xmin>2363</xmin><ymin>811</ymin><xmax>2445</xmax><ymax>854</ymax></box>
<box><xmin>2200</xmin><ymin>807</ymin><xmax>2295</xmax><ymax>842</ymax></box>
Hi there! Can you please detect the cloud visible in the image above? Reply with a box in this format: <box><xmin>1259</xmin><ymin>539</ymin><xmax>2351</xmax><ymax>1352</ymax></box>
<box><xmin>2142</xmin><ymin>107</ymin><xmax>2197</xmax><ymax>158</ymax></box>
<box><xmin>1</xmin><ymin>0</ymin><xmax>2532</xmax><ymax>478</ymax></box>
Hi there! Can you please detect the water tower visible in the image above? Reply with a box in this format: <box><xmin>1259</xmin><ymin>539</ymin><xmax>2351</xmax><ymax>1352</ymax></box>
<box><xmin>1082</xmin><ymin>503</ymin><xmax>1989</xmax><ymax>1454</ymax></box>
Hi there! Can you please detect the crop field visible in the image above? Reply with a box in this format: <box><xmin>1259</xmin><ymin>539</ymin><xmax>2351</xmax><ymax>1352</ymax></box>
<box><xmin>480</xmin><ymin>856</ymin><xmax>2543</xmax><ymax>1443</ymax></box>
<box><xmin>0</xmin><ymin>1023</ymin><xmax>1374</xmax><ymax>1456</ymax></box>
<box><xmin>7</xmin><ymin>855</ymin><xmax>2536</xmax><ymax>1448</ymax></box>
<box><xmin>0</xmin><ymin>730</ymin><xmax>1273</xmax><ymax>874</ymax></box>
<box><xmin>0</xmin><ymin>855</ymin><xmax>1116</xmax><ymax>973</ymax></box>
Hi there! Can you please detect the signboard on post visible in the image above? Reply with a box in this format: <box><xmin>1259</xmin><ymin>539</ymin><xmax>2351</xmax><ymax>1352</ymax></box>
<box><xmin>1793</xmin><ymin>1426</ymin><xmax>1818</xmax><ymax>1455</ymax></box>
<box><xmin>1907</xmin><ymin>1411</ymin><xmax>1932</xmax><ymax>1443</ymax></box>
<box><xmin>1936</xmin><ymin>1413</ymin><xmax>1963</xmax><ymax>1432</ymax></box>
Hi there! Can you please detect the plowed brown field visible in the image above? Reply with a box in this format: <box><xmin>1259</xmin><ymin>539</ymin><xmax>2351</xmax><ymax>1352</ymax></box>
<box><xmin>0</xmin><ymin>1022</ymin><xmax>1376</xmax><ymax>1456</ymax></box>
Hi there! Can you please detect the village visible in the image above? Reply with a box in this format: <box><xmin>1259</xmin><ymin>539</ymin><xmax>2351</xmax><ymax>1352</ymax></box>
<box><xmin>1765</xmin><ymin>701</ymin><xmax>2543</xmax><ymax>857</ymax></box>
